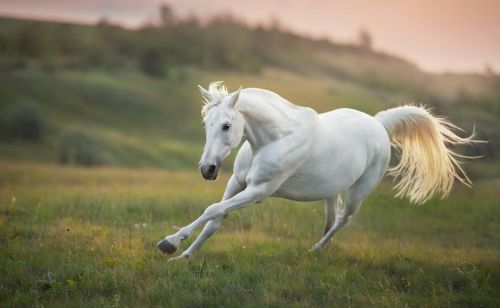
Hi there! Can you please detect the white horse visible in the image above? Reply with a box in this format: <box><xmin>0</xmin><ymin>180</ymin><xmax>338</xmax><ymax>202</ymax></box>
<box><xmin>158</xmin><ymin>81</ymin><xmax>475</xmax><ymax>260</ymax></box>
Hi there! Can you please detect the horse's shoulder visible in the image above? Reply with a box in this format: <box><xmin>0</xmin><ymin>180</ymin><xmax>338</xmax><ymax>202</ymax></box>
<box><xmin>232</xmin><ymin>141</ymin><xmax>253</xmax><ymax>186</ymax></box>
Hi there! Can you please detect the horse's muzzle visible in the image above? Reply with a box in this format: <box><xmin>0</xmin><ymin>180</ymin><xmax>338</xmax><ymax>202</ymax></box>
<box><xmin>200</xmin><ymin>164</ymin><xmax>219</xmax><ymax>180</ymax></box>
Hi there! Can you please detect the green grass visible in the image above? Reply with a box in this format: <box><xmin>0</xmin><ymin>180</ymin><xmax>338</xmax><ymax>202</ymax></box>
<box><xmin>1</xmin><ymin>160</ymin><xmax>498</xmax><ymax>306</ymax></box>
<box><xmin>0</xmin><ymin>68</ymin><xmax>392</xmax><ymax>167</ymax></box>
<box><xmin>2</xmin><ymin>67</ymin><xmax>497</xmax><ymax>169</ymax></box>
<box><xmin>0</xmin><ymin>69</ymin><xmax>205</xmax><ymax>168</ymax></box>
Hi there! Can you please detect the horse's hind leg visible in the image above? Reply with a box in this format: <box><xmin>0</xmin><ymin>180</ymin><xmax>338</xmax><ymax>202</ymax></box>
<box><xmin>310</xmin><ymin>161</ymin><xmax>387</xmax><ymax>251</ymax></box>
<box><xmin>323</xmin><ymin>195</ymin><xmax>339</xmax><ymax>235</ymax></box>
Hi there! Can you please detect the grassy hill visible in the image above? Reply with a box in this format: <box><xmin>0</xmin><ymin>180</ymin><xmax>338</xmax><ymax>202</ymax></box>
<box><xmin>0</xmin><ymin>16</ymin><xmax>498</xmax><ymax>171</ymax></box>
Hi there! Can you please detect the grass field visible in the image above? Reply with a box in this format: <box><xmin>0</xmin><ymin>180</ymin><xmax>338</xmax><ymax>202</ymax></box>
<box><xmin>1</xmin><ymin>160</ymin><xmax>499</xmax><ymax>306</ymax></box>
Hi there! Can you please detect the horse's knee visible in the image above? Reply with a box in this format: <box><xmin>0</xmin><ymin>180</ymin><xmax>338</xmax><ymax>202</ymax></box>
<box><xmin>203</xmin><ymin>204</ymin><xmax>224</xmax><ymax>220</ymax></box>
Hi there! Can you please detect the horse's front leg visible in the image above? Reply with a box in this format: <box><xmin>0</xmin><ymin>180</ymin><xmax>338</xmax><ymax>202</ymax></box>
<box><xmin>162</xmin><ymin>176</ymin><xmax>243</xmax><ymax>260</ymax></box>
<box><xmin>157</xmin><ymin>183</ymin><xmax>272</xmax><ymax>256</ymax></box>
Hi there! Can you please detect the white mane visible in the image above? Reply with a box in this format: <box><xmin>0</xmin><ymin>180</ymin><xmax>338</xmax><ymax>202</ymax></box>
<box><xmin>201</xmin><ymin>81</ymin><xmax>228</xmax><ymax>117</ymax></box>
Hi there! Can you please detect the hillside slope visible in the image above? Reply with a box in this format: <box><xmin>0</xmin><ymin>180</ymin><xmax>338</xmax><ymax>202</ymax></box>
<box><xmin>0</xmin><ymin>17</ymin><xmax>498</xmax><ymax>169</ymax></box>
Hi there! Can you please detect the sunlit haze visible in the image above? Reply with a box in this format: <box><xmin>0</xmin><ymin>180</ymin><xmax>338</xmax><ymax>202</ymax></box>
<box><xmin>1</xmin><ymin>0</ymin><xmax>499</xmax><ymax>73</ymax></box>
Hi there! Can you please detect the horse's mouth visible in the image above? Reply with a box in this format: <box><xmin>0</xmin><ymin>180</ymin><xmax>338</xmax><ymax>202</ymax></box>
<box><xmin>203</xmin><ymin>172</ymin><xmax>218</xmax><ymax>180</ymax></box>
<box><xmin>208</xmin><ymin>174</ymin><xmax>218</xmax><ymax>180</ymax></box>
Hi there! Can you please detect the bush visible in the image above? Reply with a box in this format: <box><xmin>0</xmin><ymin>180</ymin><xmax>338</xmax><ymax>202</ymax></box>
<box><xmin>2</xmin><ymin>103</ymin><xmax>44</xmax><ymax>141</ymax></box>
<box><xmin>58</xmin><ymin>128</ymin><xmax>115</xmax><ymax>166</ymax></box>
<box><xmin>140</xmin><ymin>48</ymin><xmax>167</xmax><ymax>77</ymax></box>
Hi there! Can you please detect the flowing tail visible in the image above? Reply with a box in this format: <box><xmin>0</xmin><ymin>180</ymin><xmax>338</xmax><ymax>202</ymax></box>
<box><xmin>375</xmin><ymin>105</ymin><xmax>477</xmax><ymax>204</ymax></box>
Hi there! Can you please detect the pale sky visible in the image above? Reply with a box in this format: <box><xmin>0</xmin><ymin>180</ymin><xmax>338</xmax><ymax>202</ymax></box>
<box><xmin>1</xmin><ymin>0</ymin><xmax>499</xmax><ymax>73</ymax></box>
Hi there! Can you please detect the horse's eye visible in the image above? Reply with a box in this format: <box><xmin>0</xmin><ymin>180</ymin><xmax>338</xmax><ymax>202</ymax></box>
<box><xmin>222</xmin><ymin>123</ymin><xmax>231</xmax><ymax>131</ymax></box>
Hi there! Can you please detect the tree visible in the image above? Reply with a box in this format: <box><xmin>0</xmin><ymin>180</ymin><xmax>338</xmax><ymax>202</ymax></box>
<box><xmin>484</xmin><ymin>63</ymin><xmax>496</xmax><ymax>77</ymax></box>
<box><xmin>358</xmin><ymin>28</ymin><xmax>373</xmax><ymax>50</ymax></box>
<box><xmin>159</xmin><ymin>4</ymin><xmax>175</xmax><ymax>27</ymax></box>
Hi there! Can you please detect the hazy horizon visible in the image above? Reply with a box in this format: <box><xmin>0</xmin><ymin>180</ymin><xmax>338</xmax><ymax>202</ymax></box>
<box><xmin>1</xmin><ymin>0</ymin><xmax>499</xmax><ymax>74</ymax></box>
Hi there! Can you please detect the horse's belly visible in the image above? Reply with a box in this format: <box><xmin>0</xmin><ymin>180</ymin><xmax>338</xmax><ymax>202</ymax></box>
<box><xmin>272</xmin><ymin>179</ymin><xmax>343</xmax><ymax>201</ymax></box>
<box><xmin>272</xmin><ymin>158</ymin><xmax>365</xmax><ymax>201</ymax></box>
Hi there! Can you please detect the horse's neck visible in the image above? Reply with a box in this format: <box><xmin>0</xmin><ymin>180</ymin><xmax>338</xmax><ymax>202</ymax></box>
<box><xmin>238</xmin><ymin>91</ymin><xmax>303</xmax><ymax>149</ymax></box>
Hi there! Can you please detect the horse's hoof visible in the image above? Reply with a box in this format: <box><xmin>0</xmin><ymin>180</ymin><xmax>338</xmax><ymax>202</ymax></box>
<box><xmin>168</xmin><ymin>253</ymin><xmax>191</xmax><ymax>263</ymax></box>
<box><xmin>308</xmin><ymin>243</ymin><xmax>322</xmax><ymax>252</ymax></box>
<box><xmin>157</xmin><ymin>238</ymin><xmax>178</xmax><ymax>254</ymax></box>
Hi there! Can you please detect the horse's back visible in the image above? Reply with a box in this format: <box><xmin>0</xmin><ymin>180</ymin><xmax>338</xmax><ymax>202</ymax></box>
<box><xmin>316</xmin><ymin>108</ymin><xmax>390</xmax><ymax>169</ymax></box>
<box><xmin>318</xmin><ymin>108</ymin><xmax>388</xmax><ymax>144</ymax></box>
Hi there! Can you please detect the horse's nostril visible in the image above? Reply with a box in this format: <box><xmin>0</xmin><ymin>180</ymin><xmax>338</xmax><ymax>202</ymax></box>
<box><xmin>201</xmin><ymin>164</ymin><xmax>218</xmax><ymax>180</ymax></box>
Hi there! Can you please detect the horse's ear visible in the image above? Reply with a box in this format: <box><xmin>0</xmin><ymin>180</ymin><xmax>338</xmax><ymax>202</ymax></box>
<box><xmin>198</xmin><ymin>85</ymin><xmax>213</xmax><ymax>103</ymax></box>
<box><xmin>229</xmin><ymin>86</ymin><xmax>242</xmax><ymax>107</ymax></box>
